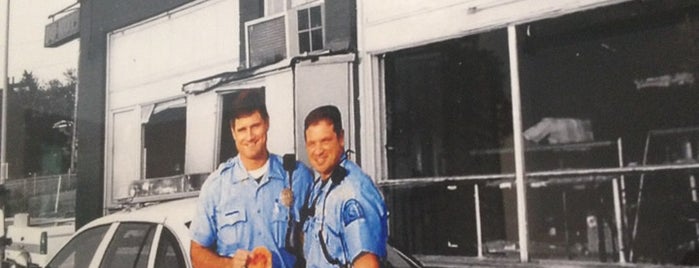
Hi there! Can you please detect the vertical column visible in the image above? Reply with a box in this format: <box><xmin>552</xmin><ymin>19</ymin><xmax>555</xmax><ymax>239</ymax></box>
<box><xmin>508</xmin><ymin>25</ymin><xmax>529</xmax><ymax>263</ymax></box>
<box><xmin>0</xmin><ymin>0</ymin><xmax>9</xmax><ymax>262</ymax></box>
<box><xmin>475</xmin><ymin>184</ymin><xmax>483</xmax><ymax>258</ymax></box>
<box><xmin>612</xmin><ymin>179</ymin><xmax>626</xmax><ymax>263</ymax></box>
<box><xmin>0</xmin><ymin>0</ymin><xmax>9</xmax><ymax>184</ymax></box>
<box><xmin>614</xmin><ymin>138</ymin><xmax>627</xmax><ymax>263</ymax></box>
<box><xmin>685</xmin><ymin>140</ymin><xmax>699</xmax><ymax>238</ymax></box>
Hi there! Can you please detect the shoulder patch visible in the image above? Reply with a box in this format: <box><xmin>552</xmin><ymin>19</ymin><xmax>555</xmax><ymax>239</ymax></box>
<box><xmin>342</xmin><ymin>199</ymin><xmax>364</xmax><ymax>226</ymax></box>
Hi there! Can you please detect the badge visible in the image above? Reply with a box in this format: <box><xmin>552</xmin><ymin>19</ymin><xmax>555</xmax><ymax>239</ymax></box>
<box><xmin>280</xmin><ymin>188</ymin><xmax>294</xmax><ymax>207</ymax></box>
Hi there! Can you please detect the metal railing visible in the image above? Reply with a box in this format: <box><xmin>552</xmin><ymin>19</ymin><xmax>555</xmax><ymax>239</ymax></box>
<box><xmin>3</xmin><ymin>173</ymin><xmax>76</xmax><ymax>218</ymax></box>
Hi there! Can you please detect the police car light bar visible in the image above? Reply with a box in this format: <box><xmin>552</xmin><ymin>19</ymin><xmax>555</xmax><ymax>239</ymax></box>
<box><xmin>121</xmin><ymin>173</ymin><xmax>209</xmax><ymax>205</ymax></box>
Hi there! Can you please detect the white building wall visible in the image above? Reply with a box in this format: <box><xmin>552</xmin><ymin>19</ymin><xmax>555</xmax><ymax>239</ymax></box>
<box><xmin>107</xmin><ymin>0</ymin><xmax>239</xmax><ymax>109</ymax></box>
<box><xmin>185</xmin><ymin>92</ymin><xmax>219</xmax><ymax>174</ymax></box>
<box><xmin>265</xmin><ymin>70</ymin><xmax>297</xmax><ymax>156</ymax></box>
<box><xmin>294</xmin><ymin>56</ymin><xmax>355</xmax><ymax>166</ymax></box>
<box><xmin>361</xmin><ymin>0</ymin><xmax>628</xmax><ymax>54</ymax></box>
<box><xmin>106</xmin><ymin>108</ymin><xmax>140</xmax><ymax>203</ymax></box>
<box><xmin>104</xmin><ymin>0</ymin><xmax>240</xmax><ymax>207</ymax></box>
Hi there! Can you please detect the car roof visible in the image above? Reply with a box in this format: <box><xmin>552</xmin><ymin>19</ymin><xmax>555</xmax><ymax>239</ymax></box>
<box><xmin>80</xmin><ymin>197</ymin><xmax>197</xmax><ymax>231</ymax></box>
<box><xmin>64</xmin><ymin>196</ymin><xmax>422</xmax><ymax>267</ymax></box>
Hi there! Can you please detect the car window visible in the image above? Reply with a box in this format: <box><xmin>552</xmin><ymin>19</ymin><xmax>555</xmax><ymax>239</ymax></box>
<box><xmin>47</xmin><ymin>224</ymin><xmax>110</xmax><ymax>268</ymax></box>
<box><xmin>154</xmin><ymin>227</ymin><xmax>186</xmax><ymax>268</ymax></box>
<box><xmin>100</xmin><ymin>223</ymin><xmax>157</xmax><ymax>268</ymax></box>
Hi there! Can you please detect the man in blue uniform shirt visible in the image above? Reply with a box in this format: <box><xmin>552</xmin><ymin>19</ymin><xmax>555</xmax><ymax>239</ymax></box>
<box><xmin>302</xmin><ymin>105</ymin><xmax>388</xmax><ymax>268</ymax></box>
<box><xmin>190</xmin><ymin>90</ymin><xmax>313</xmax><ymax>268</ymax></box>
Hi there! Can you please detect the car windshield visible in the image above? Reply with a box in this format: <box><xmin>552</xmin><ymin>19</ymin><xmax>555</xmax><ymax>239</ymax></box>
<box><xmin>46</xmin><ymin>225</ymin><xmax>110</xmax><ymax>268</ymax></box>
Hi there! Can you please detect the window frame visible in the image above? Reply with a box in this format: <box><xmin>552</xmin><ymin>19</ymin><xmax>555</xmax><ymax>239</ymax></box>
<box><xmin>140</xmin><ymin>97</ymin><xmax>187</xmax><ymax>180</ymax></box>
<box><xmin>296</xmin><ymin>3</ymin><xmax>325</xmax><ymax>54</ymax></box>
<box><xmin>370</xmin><ymin>1</ymin><xmax>699</xmax><ymax>264</ymax></box>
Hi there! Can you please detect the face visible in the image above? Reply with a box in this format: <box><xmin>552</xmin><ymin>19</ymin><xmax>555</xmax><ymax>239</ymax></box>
<box><xmin>305</xmin><ymin>119</ymin><xmax>344</xmax><ymax>180</ymax></box>
<box><xmin>231</xmin><ymin>111</ymin><xmax>269</xmax><ymax>162</ymax></box>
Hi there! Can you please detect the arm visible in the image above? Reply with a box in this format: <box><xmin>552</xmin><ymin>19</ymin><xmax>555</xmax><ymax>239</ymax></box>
<box><xmin>190</xmin><ymin>170</ymin><xmax>248</xmax><ymax>268</ymax></box>
<box><xmin>191</xmin><ymin>241</ymin><xmax>250</xmax><ymax>268</ymax></box>
<box><xmin>341</xmin><ymin>176</ymin><xmax>389</xmax><ymax>266</ymax></box>
<box><xmin>352</xmin><ymin>252</ymin><xmax>381</xmax><ymax>268</ymax></box>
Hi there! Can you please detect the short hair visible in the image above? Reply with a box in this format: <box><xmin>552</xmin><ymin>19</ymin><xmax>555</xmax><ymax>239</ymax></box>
<box><xmin>229</xmin><ymin>90</ymin><xmax>268</xmax><ymax>125</ymax></box>
<box><xmin>304</xmin><ymin>105</ymin><xmax>343</xmax><ymax>136</ymax></box>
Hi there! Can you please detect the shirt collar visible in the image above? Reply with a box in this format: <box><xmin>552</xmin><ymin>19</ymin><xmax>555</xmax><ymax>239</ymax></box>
<box><xmin>227</xmin><ymin>154</ymin><xmax>286</xmax><ymax>184</ymax></box>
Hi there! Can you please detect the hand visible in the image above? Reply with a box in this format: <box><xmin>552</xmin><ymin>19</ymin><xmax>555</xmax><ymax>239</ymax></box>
<box><xmin>280</xmin><ymin>188</ymin><xmax>294</xmax><ymax>207</ymax></box>
<box><xmin>230</xmin><ymin>249</ymin><xmax>251</xmax><ymax>268</ymax></box>
<box><xmin>248</xmin><ymin>246</ymin><xmax>272</xmax><ymax>268</ymax></box>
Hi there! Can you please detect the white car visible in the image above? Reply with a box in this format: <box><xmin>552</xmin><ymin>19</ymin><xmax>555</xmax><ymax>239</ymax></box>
<box><xmin>44</xmin><ymin>197</ymin><xmax>421</xmax><ymax>268</ymax></box>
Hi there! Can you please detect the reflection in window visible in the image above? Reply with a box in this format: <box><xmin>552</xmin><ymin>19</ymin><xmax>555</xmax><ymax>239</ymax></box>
<box><xmin>100</xmin><ymin>223</ymin><xmax>156</xmax><ymax>268</ymax></box>
<box><xmin>385</xmin><ymin>30</ymin><xmax>512</xmax><ymax>179</ymax></box>
<box><xmin>384</xmin><ymin>29</ymin><xmax>511</xmax><ymax>256</ymax></box>
<box><xmin>155</xmin><ymin>227</ymin><xmax>186</xmax><ymax>267</ymax></box>
<box><xmin>142</xmin><ymin>99</ymin><xmax>186</xmax><ymax>178</ymax></box>
<box><xmin>518</xmin><ymin>1</ymin><xmax>699</xmax><ymax>264</ymax></box>
<box><xmin>47</xmin><ymin>225</ymin><xmax>110</xmax><ymax>268</ymax></box>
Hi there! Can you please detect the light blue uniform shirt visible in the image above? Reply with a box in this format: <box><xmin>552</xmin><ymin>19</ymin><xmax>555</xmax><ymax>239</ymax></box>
<box><xmin>190</xmin><ymin>154</ymin><xmax>313</xmax><ymax>268</ymax></box>
<box><xmin>303</xmin><ymin>156</ymin><xmax>388</xmax><ymax>267</ymax></box>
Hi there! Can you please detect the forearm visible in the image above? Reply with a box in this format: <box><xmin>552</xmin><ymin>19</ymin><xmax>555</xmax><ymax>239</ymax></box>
<box><xmin>191</xmin><ymin>240</ymin><xmax>234</xmax><ymax>268</ymax></box>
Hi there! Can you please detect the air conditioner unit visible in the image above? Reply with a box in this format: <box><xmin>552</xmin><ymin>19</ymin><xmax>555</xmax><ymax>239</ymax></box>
<box><xmin>245</xmin><ymin>10</ymin><xmax>300</xmax><ymax>68</ymax></box>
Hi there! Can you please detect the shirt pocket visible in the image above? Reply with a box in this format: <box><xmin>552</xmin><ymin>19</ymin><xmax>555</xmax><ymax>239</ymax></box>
<box><xmin>272</xmin><ymin>201</ymin><xmax>290</xmax><ymax>247</ymax></box>
<box><xmin>302</xmin><ymin>216</ymin><xmax>315</xmax><ymax>256</ymax></box>
<box><xmin>217</xmin><ymin>208</ymin><xmax>247</xmax><ymax>248</ymax></box>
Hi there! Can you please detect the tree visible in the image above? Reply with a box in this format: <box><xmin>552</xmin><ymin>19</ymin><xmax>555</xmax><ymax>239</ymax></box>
<box><xmin>12</xmin><ymin>69</ymin><xmax>76</xmax><ymax>176</ymax></box>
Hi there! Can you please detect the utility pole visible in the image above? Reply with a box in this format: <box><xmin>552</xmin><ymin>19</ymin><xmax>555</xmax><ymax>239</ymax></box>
<box><xmin>0</xmin><ymin>0</ymin><xmax>10</xmax><ymax>263</ymax></box>
<box><xmin>1</xmin><ymin>0</ymin><xmax>8</xmax><ymax>184</ymax></box>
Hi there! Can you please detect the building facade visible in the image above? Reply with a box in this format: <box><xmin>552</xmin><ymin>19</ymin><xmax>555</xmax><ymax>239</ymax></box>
<box><xmin>76</xmin><ymin>0</ymin><xmax>699</xmax><ymax>265</ymax></box>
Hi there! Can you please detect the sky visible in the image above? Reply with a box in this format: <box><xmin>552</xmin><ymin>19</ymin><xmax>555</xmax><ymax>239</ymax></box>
<box><xmin>0</xmin><ymin>0</ymin><xmax>79</xmax><ymax>84</ymax></box>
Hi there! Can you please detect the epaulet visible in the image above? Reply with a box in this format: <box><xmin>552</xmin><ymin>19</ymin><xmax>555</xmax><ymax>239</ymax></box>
<box><xmin>218</xmin><ymin>158</ymin><xmax>237</xmax><ymax>174</ymax></box>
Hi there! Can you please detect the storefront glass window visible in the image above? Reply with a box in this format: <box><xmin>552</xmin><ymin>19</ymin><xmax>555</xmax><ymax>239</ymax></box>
<box><xmin>383</xmin><ymin>29</ymin><xmax>512</xmax><ymax>256</ymax></box>
<box><xmin>518</xmin><ymin>1</ymin><xmax>699</xmax><ymax>264</ymax></box>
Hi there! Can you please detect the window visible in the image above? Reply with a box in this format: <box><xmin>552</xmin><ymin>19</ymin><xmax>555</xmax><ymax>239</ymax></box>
<box><xmin>142</xmin><ymin>99</ymin><xmax>186</xmax><ymax>178</ymax></box>
<box><xmin>297</xmin><ymin>5</ymin><xmax>323</xmax><ymax>53</ymax></box>
<box><xmin>47</xmin><ymin>225</ymin><xmax>110</xmax><ymax>268</ymax></box>
<box><xmin>516</xmin><ymin>1</ymin><xmax>699</xmax><ymax>263</ymax></box>
<box><xmin>100</xmin><ymin>223</ymin><xmax>157</xmax><ymax>268</ymax></box>
<box><xmin>155</xmin><ymin>227</ymin><xmax>186</xmax><ymax>267</ymax></box>
<box><xmin>385</xmin><ymin>30</ymin><xmax>512</xmax><ymax>180</ymax></box>
<box><xmin>383</xmin><ymin>29</ymin><xmax>511</xmax><ymax>255</ymax></box>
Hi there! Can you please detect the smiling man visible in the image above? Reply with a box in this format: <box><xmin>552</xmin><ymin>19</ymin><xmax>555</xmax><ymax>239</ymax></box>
<box><xmin>301</xmin><ymin>105</ymin><xmax>388</xmax><ymax>268</ymax></box>
<box><xmin>190</xmin><ymin>90</ymin><xmax>313</xmax><ymax>268</ymax></box>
